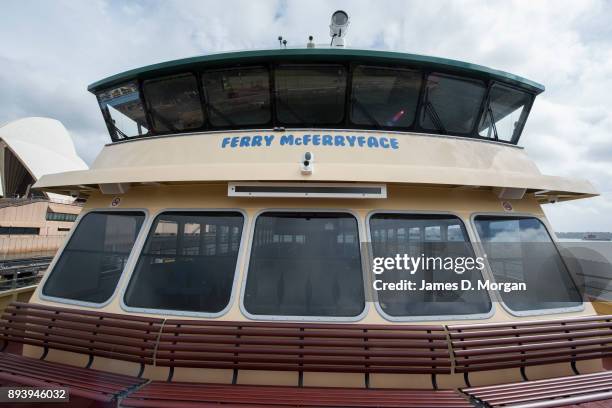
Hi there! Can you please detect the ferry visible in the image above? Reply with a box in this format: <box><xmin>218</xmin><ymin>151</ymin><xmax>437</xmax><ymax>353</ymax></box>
<box><xmin>1</xmin><ymin>11</ymin><xmax>610</xmax><ymax>408</ymax></box>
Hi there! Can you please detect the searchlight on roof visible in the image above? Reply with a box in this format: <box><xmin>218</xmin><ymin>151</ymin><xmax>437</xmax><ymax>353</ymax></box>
<box><xmin>330</xmin><ymin>10</ymin><xmax>349</xmax><ymax>47</ymax></box>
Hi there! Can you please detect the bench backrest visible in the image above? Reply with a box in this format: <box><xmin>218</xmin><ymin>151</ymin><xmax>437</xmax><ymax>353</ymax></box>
<box><xmin>4</xmin><ymin>301</ymin><xmax>611</xmax><ymax>380</ymax></box>
<box><xmin>0</xmin><ymin>302</ymin><xmax>164</xmax><ymax>369</ymax></box>
<box><xmin>448</xmin><ymin>314</ymin><xmax>612</xmax><ymax>373</ymax></box>
<box><xmin>156</xmin><ymin>319</ymin><xmax>451</xmax><ymax>377</ymax></box>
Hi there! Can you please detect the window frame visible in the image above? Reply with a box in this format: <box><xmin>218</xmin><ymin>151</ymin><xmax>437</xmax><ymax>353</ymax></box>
<box><xmin>239</xmin><ymin>208</ymin><xmax>369</xmax><ymax>322</ymax></box>
<box><xmin>120</xmin><ymin>208</ymin><xmax>248</xmax><ymax>318</ymax></box>
<box><xmin>366</xmin><ymin>210</ymin><xmax>495</xmax><ymax>322</ymax></box>
<box><xmin>97</xmin><ymin>81</ymin><xmax>151</xmax><ymax>141</ymax></box>
<box><xmin>349</xmin><ymin>64</ymin><xmax>423</xmax><ymax>130</ymax></box>
<box><xmin>470</xmin><ymin>212</ymin><xmax>585</xmax><ymax>317</ymax></box>
<box><xmin>478</xmin><ymin>82</ymin><xmax>535</xmax><ymax>144</ymax></box>
<box><xmin>273</xmin><ymin>63</ymin><xmax>349</xmax><ymax>126</ymax></box>
<box><xmin>418</xmin><ymin>72</ymin><xmax>488</xmax><ymax>136</ymax></box>
<box><xmin>201</xmin><ymin>66</ymin><xmax>273</xmax><ymax>128</ymax></box>
<box><xmin>39</xmin><ymin>208</ymin><xmax>149</xmax><ymax>308</ymax></box>
<box><xmin>142</xmin><ymin>72</ymin><xmax>207</xmax><ymax>134</ymax></box>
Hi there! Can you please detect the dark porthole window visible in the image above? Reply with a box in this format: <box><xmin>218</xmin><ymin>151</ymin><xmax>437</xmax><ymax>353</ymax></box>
<box><xmin>124</xmin><ymin>212</ymin><xmax>244</xmax><ymax>314</ymax></box>
<box><xmin>143</xmin><ymin>73</ymin><xmax>205</xmax><ymax>132</ymax></box>
<box><xmin>474</xmin><ymin>216</ymin><xmax>582</xmax><ymax>312</ymax></box>
<box><xmin>369</xmin><ymin>214</ymin><xmax>491</xmax><ymax>317</ymax></box>
<box><xmin>351</xmin><ymin>66</ymin><xmax>422</xmax><ymax>128</ymax></box>
<box><xmin>275</xmin><ymin>65</ymin><xmax>347</xmax><ymax>125</ymax></box>
<box><xmin>419</xmin><ymin>73</ymin><xmax>486</xmax><ymax>134</ymax></box>
<box><xmin>42</xmin><ymin>211</ymin><xmax>145</xmax><ymax>303</ymax></box>
<box><xmin>244</xmin><ymin>212</ymin><xmax>364</xmax><ymax>317</ymax></box>
<box><xmin>202</xmin><ymin>67</ymin><xmax>271</xmax><ymax>126</ymax></box>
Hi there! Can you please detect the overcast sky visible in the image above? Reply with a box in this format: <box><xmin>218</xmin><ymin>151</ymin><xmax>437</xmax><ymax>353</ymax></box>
<box><xmin>1</xmin><ymin>0</ymin><xmax>611</xmax><ymax>232</ymax></box>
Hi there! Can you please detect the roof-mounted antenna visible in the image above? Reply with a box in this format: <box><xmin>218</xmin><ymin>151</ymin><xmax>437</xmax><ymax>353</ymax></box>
<box><xmin>278</xmin><ymin>36</ymin><xmax>283</xmax><ymax>48</ymax></box>
<box><xmin>329</xmin><ymin>10</ymin><xmax>349</xmax><ymax>47</ymax></box>
<box><xmin>307</xmin><ymin>35</ymin><xmax>315</xmax><ymax>48</ymax></box>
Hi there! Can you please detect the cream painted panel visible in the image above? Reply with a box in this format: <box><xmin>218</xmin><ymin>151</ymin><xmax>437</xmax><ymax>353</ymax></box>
<box><xmin>35</xmin><ymin>130</ymin><xmax>596</xmax><ymax>196</ymax></box>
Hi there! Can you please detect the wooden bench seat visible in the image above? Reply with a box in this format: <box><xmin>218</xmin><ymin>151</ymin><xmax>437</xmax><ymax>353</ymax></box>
<box><xmin>0</xmin><ymin>302</ymin><xmax>164</xmax><ymax>403</ymax></box>
<box><xmin>123</xmin><ymin>318</ymin><xmax>467</xmax><ymax>407</ymax></box>
<box><xmin>3</xmin><ymin>300</ymin><xmax>612</xmax><ymax>407</ymax></box>
<box><xmin>123</xmin><ymin>382</ymin><xmax>473</xmax><ymax>408</ymax></box>
<box><xmin>462</xmin><ymin>370</ymin><xmax>612</xmax><ymax>407</ymax></box>
<box><xmin>154</xmin><ymin>318</ymin><xmax>452</xmax><ymax>382</ymax></box>
<box><xmin>0</xmin><ymin>351</ymin><xmax>144</xmax><ymax>402</ymax></box>
<box><xmin>449</xmin><ymin>315</ymin><xmax>612</xmax><ymax>407</ymax></box>
<box><xmin>448</xmin><ymin>314</ymin><xmax>612</xmax><ymax>384</ymax></box>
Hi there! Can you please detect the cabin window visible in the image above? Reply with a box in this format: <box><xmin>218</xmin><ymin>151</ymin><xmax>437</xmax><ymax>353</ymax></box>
<box><xmin>202</xmin><ymin>67</ymin><xmax>271</xmax><ymax>126</ymax></box>
<box><xmin>351</xmin><ymin>66</ymin><xmax>421</xmax><ymax>128</ymax></box>
<box><xmin>478</xmin><ymin>84</ymin><xmax>533</xmax><ymax>142</ymax></box>
<box><xmin>97</xmin><ymin>81</ymin><xmax>149</xmax><ymax>139</ymax></box>
<box><xmin>474</xmin><ymin>216</ymin><xmax>582</xmax><ymax>312</ymax></box>
<box><xmin>275</xmin><ymin>65</ymin><xmax>347</xmax><ymax>125</ymax></box>
<box><xmin>420</xmin><ymin>73</ymin><xmax>486</xmax><ymax>134</ymax></box>
<box><xmin>243</xmin><ymin>212</ymin><xmax>364</xmax><ymax>317</ymax></box>
<box><xmin>42</xmin><ymin>211</ymin><xmax>145</xmax><ymax>304</ymax></box>
<box><xmin>143</xmin><ymin>73</ymin><xmax>205</xmax><ymax>132</ymax></box>
<box><xmin>369</xmin><ymin>214</ymin><xmax>491</xmax><ymax>317</ymax></box>
<box><xmin>124</xmin><ymin>212</ymin><xmax>244</xmax><ymax>314</ymax></box>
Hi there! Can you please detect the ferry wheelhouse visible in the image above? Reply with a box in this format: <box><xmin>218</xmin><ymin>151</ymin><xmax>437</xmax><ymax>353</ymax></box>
<box><xmin>2</xmin><ymin>13</ymin><xmax>610</xmax><ymax>408</ymax></box>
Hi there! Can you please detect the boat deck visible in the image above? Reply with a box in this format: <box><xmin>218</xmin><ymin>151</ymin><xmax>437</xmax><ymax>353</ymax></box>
<box><xmin>2</xmin><ymin>301</ymin><xmax>612</xmax><ymax>407</ymax></box>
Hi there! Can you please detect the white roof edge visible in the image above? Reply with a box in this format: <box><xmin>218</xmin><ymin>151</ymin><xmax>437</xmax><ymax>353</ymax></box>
<box><xmin>34</xmin><ymin>164</ymin><xmax>598</xmax><ymax>198</ymax></box>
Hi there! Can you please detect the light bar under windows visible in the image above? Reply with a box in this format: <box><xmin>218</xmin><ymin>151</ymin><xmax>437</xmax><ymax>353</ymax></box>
<box><xmin>228</xmin><ymin>182</ymin><xmax>387</xmax><ymax>199</ymax></box>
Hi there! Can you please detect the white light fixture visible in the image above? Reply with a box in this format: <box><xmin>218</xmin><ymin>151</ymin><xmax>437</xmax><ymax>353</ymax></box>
<box><xmin>329</xmin><ymin>10</ymin><xmax>349</xmax><ymax>47</ymax></box>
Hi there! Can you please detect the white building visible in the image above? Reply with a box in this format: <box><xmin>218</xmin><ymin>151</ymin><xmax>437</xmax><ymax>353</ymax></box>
<box><xmin>0</xmin><ymin>118</ymin><xmax>87</xmax><ymax>253</ymax></box>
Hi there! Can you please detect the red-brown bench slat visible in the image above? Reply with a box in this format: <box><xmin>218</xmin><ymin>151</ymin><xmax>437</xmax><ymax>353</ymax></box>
<box><xmin>159</xmin><ymin>326</ymin><xmax>446</xmax><ymax>340</ymax></box>
<box><xmin>462</xmin><ymin>370</ymin><xmax>612</xmax><ymax>407</ymax></box>
<box><xmin>3</xmin><ymin>301</ymin><xmax>162</xmax><ymax>322</ymax></box>
<box><xmin>156</xmin><ymin>317</ymin><xmax>447</xmax><ymax>332</ymax></box>
<box><xmin>0</xmin><ymin>324</ymin><xmax>158</xmax><ymax>355</ymax></box>
<box><xmin>2</xmin><ymin>314</ymin><xmax>161</xmax><ymax>340</ymax></box>
<box><xmin>156</xmin><ymin>334</ymin><xmax>448</xmax><ymax>349</ymax></box>
<box><xmin>156</xmin><ymin>345</ymin><xmax>448</xmax><ymax>358</ymax></box>
<box><xmin>452</xmin><ymin>314</ymin><xmax>612</xmax><ymax>330</ymax></box>
<box><xmin>449</xmin><ymin>321</ymin><xmax>612</xmax><ymax>339</ymax></box>
<box><xmin>454</xmin><ymin>337</ymin><xmax>612</xmax><ymax>357</ymax></box>
<box><xmin>123</xmin><ymin>382</ymin><xmax>473</xmax><ymax>408</ymax></box>
<box><xmin>453</xmin><ymin>329</ymin><xmax>612</xmax><ymax>348</ymax></box>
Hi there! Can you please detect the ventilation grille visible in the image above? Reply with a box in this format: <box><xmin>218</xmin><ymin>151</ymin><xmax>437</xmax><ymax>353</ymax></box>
<box><xmin>228</xmin><ymin>182</ymin><xmax>387</xmax><ymax>198</ymax></box>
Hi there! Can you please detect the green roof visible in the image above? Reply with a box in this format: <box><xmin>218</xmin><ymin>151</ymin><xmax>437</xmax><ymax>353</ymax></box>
<box><xmin>87</xmin><ymin>48</ymin><xmax>545</xmax><ymax>94</ymax></box>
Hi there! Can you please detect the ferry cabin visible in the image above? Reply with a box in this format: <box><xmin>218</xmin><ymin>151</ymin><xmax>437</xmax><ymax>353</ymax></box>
<box><xmin>1</xmin><ymin>48</ymin><xmax>608</xmax><ymax>407</ymax></box>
